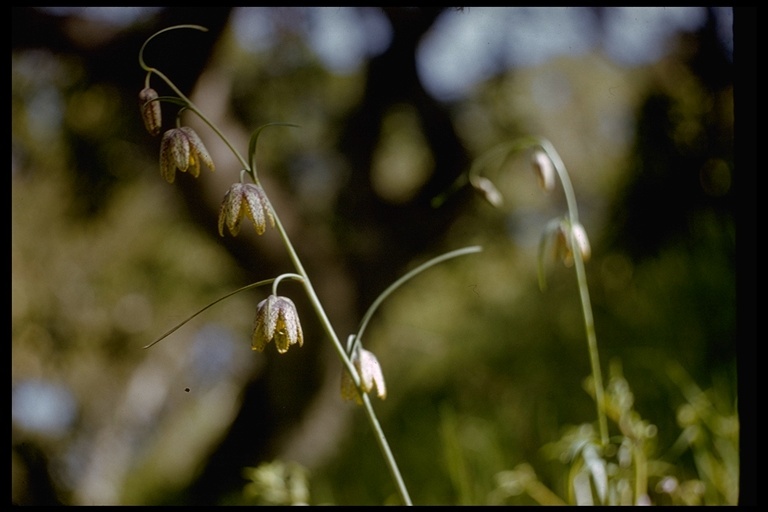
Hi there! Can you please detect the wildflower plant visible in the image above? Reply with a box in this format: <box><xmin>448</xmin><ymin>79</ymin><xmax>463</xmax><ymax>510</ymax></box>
<box><xmin>460</xmin><ymin>138</ymin><xmax>737</xmax><ymax>505</ymax></box>
<box><xmin>132</xmin><ymin>24</ymin><xmax>734</xmax><ymax>506</ymax></box>
<box><xmin>460</xmin><ymin>135</ymin><xmax>609</xmax><ymax>445</ymax></box>
<box><xmin>137</xmin><ymin>25</ymin><xmax>482</xmax><ymax>505</ymax></box>
<box><xmin>438</xmin><ymin>135</ymin><xmax>619</xmax><ymax>503</ymax></box>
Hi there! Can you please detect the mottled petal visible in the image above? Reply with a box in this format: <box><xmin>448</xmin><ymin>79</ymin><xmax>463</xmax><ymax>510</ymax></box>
<box><xmin>279</xmin><ymin>296</ymin><xmax>303</xmax><ymax>348</ymax></box>
<box><xmin>156</xmin><ymin>127</ymin><xmax>213</xmax><ymax>184</ymax></box>
<box><xmin>341</xmin><ymin>369</ymin><xmax>362</xmax><ymax>404</ymax></box>
<box><xmin>274</xmin><ymin>296</ymin><xmax>302</xmax><ymax>351</ymax></box>
<box><xmin>180</xmin><ymin>126</ymin><xmax>215</xmax><ymax>172</ymax></box>
<box><xmin>168</xmin><ymin>129</ymin><xmax>190</xmax><ymax>172</ymax></box>
<box><xmin>254</xmin><ymin>183</ymin><xmax>275</xmax><ymax>230</ymax></box>
<box><xmin>139</xmin><ymin>87</ymin><xmax>162</xmax><ymax>136</ymax></box>
<box><xmin>243</xmin><ymin>184</ymin><xmax>267</xmax><ymax>235</ymax></box>
<box><xmin>251</xmin><ymin>295</ymin><xmax>303</xmax><ymax>354</ymax></box>
<box><xmin>263</xmin><ymin>295</ymin><xmax>279</xmax><ymax>344</ymax></box>
<box><xmin>224</xmin><ymin>183</ymin><xmax>245</xmax><ymax>236</ymax></box>
<box><xmin>262</xmin><ymin>187</ymin><xmax>275</xmax><ymax>229</ymax></box>
<box><xmin>159</xmin><ymin>130</ymin><xmax>176</xmax><ymax>183</ymax></box>
<box><xmin>251</xmin><ymin>297</ymin><xmax>271</xmax><ymax>352</ymax></box>
<box><xmin>358</xmin><ymin>349</ymin><xmax>386</xmax><ymax>400</ymax></box>
<box><xmin>340</xmin><ymin>347</ymin><xmax>386</xmax><ymax>404</ymax></box>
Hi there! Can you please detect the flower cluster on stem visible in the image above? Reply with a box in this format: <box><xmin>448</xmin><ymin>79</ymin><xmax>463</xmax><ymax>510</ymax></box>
<box><xmin>460</xmin><ymin>136</ymin><xmax>608</xmax><ymax>448</ymax></box>
<box><xmin>137</xmin><ymin>24</ymin><xmax>418</xmax><ymax>506</ymax></box>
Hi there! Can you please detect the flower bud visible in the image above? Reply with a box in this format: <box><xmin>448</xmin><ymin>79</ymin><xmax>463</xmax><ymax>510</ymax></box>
<box><xmin>252</xmin><ymin>295</ymin><xmax>304</xmax><ymax>354</ymax></box>
<box><xmin>159</xmin><ymin>127</ymin><xmax>215</xmax><ymax>183</ymax></box>
<box><xmin>139</xmin><ymin>87</ymin><xmax>162</xmax><ymax>136</ymax></box>
<box><xmin>532</xmin><ymin>149</ymin><xmax>556</xmax><ymax>193</ymax></box>
<box><xmin>341</xmin><ymin>346</ymin><xmax>387</xmax><ymax>404</ymax></box>
<box><xmin>218</xmin><ymin>182</ymin><xmax>275</xmax><ymax>237</ymax></box>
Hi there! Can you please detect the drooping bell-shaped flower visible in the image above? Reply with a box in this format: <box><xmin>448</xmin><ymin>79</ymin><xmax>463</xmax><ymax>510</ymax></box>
<box><xmin>341</xmin><ymin>346</ymin><xmax>387</xmax><ymax>405</ymax></box>
<box><xmin>252</xmin><ymin>295</ymin><xmax>304</xmax><ymax>354</ymax></box>
<box><xmin>554</xmin><ymin>219</ymin><xmax>591</xmax><ymax>267</ymax></box>
<box><xmin>159</xmin><ymin>126</ymin><xmax>215</xmax><ymax>183</ymax></box>
<box><xmin>218</xmin><ymin>182</ymin><xmax>275</xmax><ymax>237</ymax></box>
<box><xmin>532</xmin><ymin>149</ymin><xmax>556</xmax><ymax>193</ymax></box>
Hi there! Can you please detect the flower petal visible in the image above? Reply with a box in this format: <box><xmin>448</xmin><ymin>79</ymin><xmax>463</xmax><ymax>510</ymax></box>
<box><xmin>188</xmin><ymin>154</ymin><xmax>201</xmax><ymax>178</ymax></box>
<box><xmin>359</xmin><ymin>349</ymin><xmax>386</xmax><ymax>400</ymax></box>
<box><xmin>224</xmin><ymin>183</ymin><xmax>245</xmax><ymax>236</ymax></box>
<box><xmin>243</xmin><ymin>184</ymin><xmax>268</xmax><ymax>235</ymax></box>
<box><xmin>251</xmin><ymin>297</ymin><xmax>271</xmax><ymax>351</ymax></box>
<box><xmin>139</xmin><ymin>87</ymin><xmax>162</xmax><ymax>136</ymax></box>
<box><xmin>571</xmin><ymin>222</ymin><xmax>591</xmax><ymax>263</ymax></box>
<box><xmin>159</xmin><ymin>131</ymin><xmax>176</xmax><ymax>183</ymax></box>
<box><xmin>275</xmin><ymin>296</ymin><xmax>303</xmax><ymax>349</ymax></box>
<box><xmin>532</xmin><ymin>149</ymin><xmax>556</xmax><ymax>193</ymax></box>
<box><xmin>340</xmin><ymin>369</ymin><xmax>362</xmax><ymax>404</ymax></box>
<box><xmin>169</xmin><ymin>129</ymin><xmax>190</xmax><ymax>172</ymax></box>
<box><xmin>180</xmin><ymin>126</ymin><xmax>215</xmax><ymax>172</ymax></box>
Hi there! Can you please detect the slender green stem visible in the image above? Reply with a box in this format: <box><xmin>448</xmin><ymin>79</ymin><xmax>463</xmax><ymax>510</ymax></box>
<box><xmin>143</xmin><ymin>278</ymin><xmax>276</xmax><ymax>349</ymax></box>
<box><xmin>272</xmin><ymin>273</ymin><xmax>304</xmax><ymax>296</ymax></box>
<box><xmin>465</xmin><ymin>136</ymin><xmax>608</xmax><ymax>446</ymax></box>
<box><xmin>139</xmin><ymin>26</ymin><xmax>412</xmax><ymax>503</ymax></box>
<box><xmin>360</xmin><ymin>392</ymin><xmax>412</xmax><ymax>504</ymax></box>
<box><xmin>150</xmin><ymin>67</ymin><xmax>249</xmax><ymax>172</ymax></box>
<box><xmin>537</xmin><ymin>138</ymin><xmax>608</xmax><ymax>448</ymax></box>
<box><xmin>139</xmin><ymin>25</ymin><xmax>209</xmax><ymax>71</ymax></box>
<box><xmin>139</xmin><ymin>25</ymin><xmax>249</xmax><ymax>173</ymax></box>
<box><xmin>352</xmin><ymin>245</ymin><xmax>483</xmax><ymax>355</ymax></box>
<box><xmin>266</xmin><ymin>196</ymin><xmax>413</xmax><ymax>506</ymax></box>
<box><xmin>466</xmin><ymin>136</ymin><xmax>539</xmax><ymax>188</ymax></box>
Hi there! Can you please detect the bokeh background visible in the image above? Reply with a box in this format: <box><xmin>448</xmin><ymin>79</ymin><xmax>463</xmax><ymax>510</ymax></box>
<box><xmin>12</xmin><ymin>7</ymin><xmax>747</xmax><ymax>505</ymax></box>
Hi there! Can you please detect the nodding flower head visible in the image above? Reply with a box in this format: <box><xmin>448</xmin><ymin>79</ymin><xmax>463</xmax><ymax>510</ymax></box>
<box><xmin>554</xmin><ymin>219</ymin><xmax>591</xmax><ymax>267</ymax></box>
<box><xmin>252</xmin><ymin>295</ymin><xmax>304</xmax><ymax>354</ymax></box>
<box><xmin>159</xmin><ymin>127</ymin><xmax>215</xmax><ymax>183</ymax></box>
<box><xmin>218</xmin><ymin>182</ymin><xmax>275</xmax><ymax>237</ymax></box>
<box><xmin>139</xmin><ymin>87</ymin><xmax>162</xmax><ymax>136</ymax></box>
<box><xmin>532</xmin><ymin>149</ymin><xmax>556</xmax><ymax>193</ymax></box>
<box><xmin>341</xmin><ymin>346</ymin><xmax>387</xmax><ymax>405</ymax></box>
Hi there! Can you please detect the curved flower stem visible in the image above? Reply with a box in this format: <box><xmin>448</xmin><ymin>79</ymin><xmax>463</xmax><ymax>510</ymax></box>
<box><xmin>465</xmin><ymin>136</ymin><xmax>609</xmax><ymax>448</ymax></box>
<box><xmin>151</xmin><ymin>66</ymin><xmax>249</xmax><ymax>172</ymax></box>
<box><xmin>139</xmin><ymin>26</ymin><xmax>411</xmax><ymax>503</ymax></box>
<box><xmin>351</xmin><ymin>245</ymin><xmax>483</xmax><ymax>356</ymax></box>
<box><xmin>536</xmin><ymin>138</ymin><xmax>608</xmax><ymax>448</ymax></box>
<box><xmin>272</xmin><ymin>272</ymin><xmax>304</xmax><ymax>296</ymax></box>
<box><xmin>143</xmin><ymin>278</ymin><xmax>276</xmax><ymax>349</ymax></box>
<box><xmin>139</xmin><ymin>25</ymin><xmax>250</xmax><ymax>174</ymax></box>
<box><xmin>266</xmin><ymin>196</ymin><xmax>413</xmax><ymax>506</ymax></box>
<box><xmin>467</xmin><ymin>137</ymin><xmax>535</xmax><ymax>184</ymax></box>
